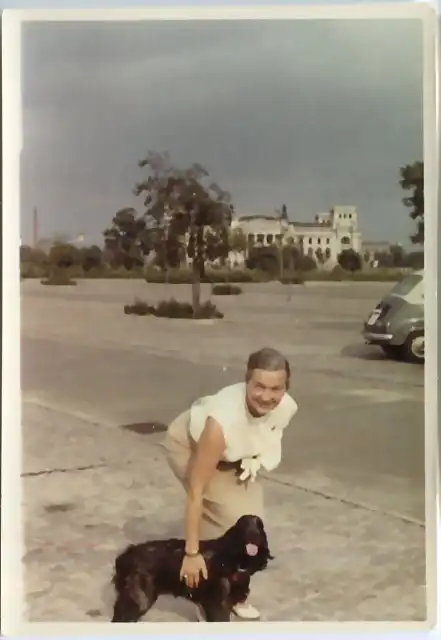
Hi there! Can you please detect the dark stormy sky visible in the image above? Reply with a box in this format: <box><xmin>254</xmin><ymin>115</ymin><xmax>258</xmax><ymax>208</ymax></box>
<box><xmin>21</xmin><ymin>18</ymin><xmax>423</xmax><ymax>246</ymax></box>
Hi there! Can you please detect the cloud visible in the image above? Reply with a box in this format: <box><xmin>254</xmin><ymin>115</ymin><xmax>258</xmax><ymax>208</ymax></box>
<box><xmin>20</xmin><ymin>18</ymin><xmax>423</xmax><ymax>244</ymax></box>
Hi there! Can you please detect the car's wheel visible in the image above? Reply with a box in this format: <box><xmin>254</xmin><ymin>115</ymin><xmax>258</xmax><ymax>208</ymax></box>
<box><xmin>403</xmin><ymin>330</ymin><xmax>425</xmax><ymax>364</ymax></box>
<box><xmin>380</xmin><ymin>344</ymin><xmax>405</xmax><ymax>360</ymax></box>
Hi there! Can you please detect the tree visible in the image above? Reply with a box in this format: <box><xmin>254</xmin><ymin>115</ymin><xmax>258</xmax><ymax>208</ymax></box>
<box><xmin>315</xmin><ymin>247</ymin><xmax>326</xmax><ymax>266</ymax></box>
<box><xmin>372</xmin><ymin>244</ymin><xmax>405</xmax><ymax>269</ymax></box>
<box><xmin>48</xmin><ymin>243</ymin><xmax>81</xmax><ymax>269</ymax></box>
<box><xmin>229</xmin><ymin>228</ymin><xmax>248</xmax><ymax>254</ymax></box>
<box><xmin>389</xmin><ymin>243</ymin><xmax>405</xmax><ymax>268</ymax></box>
<box><xmin>374</xmin><ymin>251</ymin><xmax>394</xmax><ymax>269</ymax></box>
<box><xmin>399</xmin><ymin>161</ymin><xmax>424</xmax><ymax>244</ymax></box>
<box><xmin>374</xmin><ymin>251</ymin><xmax>394</xmax><ymax>268</ymax></box>
<box><xmin>20</xmin><ymin>245</ymin><xmax>48</xmax><ymax>265</ymax></box>
<box><xmin>103</xmin><ymin>208</ymin><xmax>148</xmax><ymax>270</ymax></box>
<box><xmin>297</xmin><ymin>254</ymin><xmax>317</xmax><ymax>271</ymax></box>
<box><xmin>403</xmin><ymin>251</ymin><xmax>424</xmax><ymax>270</ymax></box>
<box><xmin>80</xmin><ymin>245</ymin><xmax>104</xmax><ymax>271</ymax></box>
<box><xmin>281</xmin><ymin>237</ymin><xmax>299</xmax><ymax>274</ymax></box>
<box><xmin>133</xmin><ymin>151</ymin><xmax>232</xmax><ymax>313</ymax></box>
<box><xmin>246</xmin><ymin>246</ymin><xmax>279</xmax><ymax>275</ymax></box>
<box><xmin>338</xmin><ymin>248</ymin><xmax>362</xmax><ymax>273</ymax></box>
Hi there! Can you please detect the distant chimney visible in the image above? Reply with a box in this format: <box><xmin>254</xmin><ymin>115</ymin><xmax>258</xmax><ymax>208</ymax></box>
<box><xmin>33</xmin><ymin>207</ymin><xmax>38</xmax><ymax>247</ymax></box>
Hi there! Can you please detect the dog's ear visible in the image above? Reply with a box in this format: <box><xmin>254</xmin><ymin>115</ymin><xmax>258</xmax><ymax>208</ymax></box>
<box><xmin>258</xmin><ymin>522</ymin><xmax>274</xmax><ymax>562</ymax></box>
<box><xmin>220</xmin><ymin>521</ymin><xmax>242</xmax><ymax>554</ymax></box>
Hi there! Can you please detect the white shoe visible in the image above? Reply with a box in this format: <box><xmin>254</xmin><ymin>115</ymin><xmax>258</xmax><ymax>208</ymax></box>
<box><xmin>232</xmin><ymin>602</ymin><xmax>261</xmax><ymax>620</ymax></box>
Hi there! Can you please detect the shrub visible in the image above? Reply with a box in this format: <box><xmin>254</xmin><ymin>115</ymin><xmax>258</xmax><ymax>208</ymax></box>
<box><xmin>76</xmin><ymin>266</ymin><xmax>106</xmax><ymax>279</ymax></box>
<box><xmin>20</xmin><ymin>246</ymin><xmax>49</xmax><ymax>265</ymax></box>
<box><xmin>41</xmin><ymin>270</ymin><xmax>77</xmax><ymax>286</ymax></box>
<box><xmin>402</xmin><ymin>251</ymin><xmax>424</xmax><ymax>270</ymax></box>
<box><xmin>298</xmin><ymin>265</ymin><xmax>347</xmax><ymax>282</ymax></box>
<box><xmin>102</xmin><ymin>266</ymin><xmax>145</xmax><ymax>279</ymax></box>
<box><xmin>351</xmin><ymin>269</ymin><xmax>403</xmax><ymax>282</ymax></box>
<box><xmin>374</xmin><ymin>251</ymin><xmax>394</xmax><ymax>269</ymax></box>
<box><xmin>221</xmin><ymin>269</ymin><xmax>267</xmax><ymax>283</ymax></box>
<box><xmin>212</xmin><ymin>283</ymin><xmax>243</xmax><ymax>295</ymax></box>
<box><xmin>337</xmin><ymin>249</ymin><xmax>362</xmax><ymax>273</ymax></box>
<box><xmin>328</xmin><ymin>264</ymin><xmax>347</xmax><ymax>281</ymax></box>
<box><xmin>48</xmin><ymin>243</ymin><xmax>82</xmax><ymax>269</ymax></box>
<box><xmin>20</xmin><ymin>262</ymin><xmax>49</xmax><ymax>279</ymax></box>
<box><xmin>155</xmin><ymin>299</ymin><xmax>224</xmax><ymax>319</ymax></box>
<box><xmin>124</xmin><ymin>298</ymin><xmax>155</xmax><ymax>316</ymax></box>
<box><xmin>155</xmin><ymin>298</ymin><xmax>194</xmax><ymax>318</ymax></box>
<box><xmin>145</xmin><ymin>268</ymin><xmax>193</xmax><ymax>284</ymax></box>
<box><xmin>144</xmin><ymin>267</ymin><xmax>266</xmax><ymax>284</ymax></box>
<box><xmin>80</xmin><ymin>245</ymin><xmax>103</xmax><ymax>271</ymax></box>
<box><xmin>65</xmin><ymin>264</ymin><xmax>86</xmax><ymax>279</ymax></box>
<box><xmin>218</xmin><ymin>268</ymin><xmax>269</xmax><ymax>283</ymax></box>
<box><xmin>124</xmin><ymin>297</ymin><xmax>223</xmax><ymax>319</ymax></box>
<box><xmin>296</xmin><ymin>255</ymin><xmax>317</xmax><ymax>271</ymax></box>
<box><xmin>194</xmin><ymin>301</ymin><xmax>224</xmax><ymax>319</ymax></box>
<box><xmin>246</xmin><ymin>246</ymin><xmax>280</xmax><ymax>275</ymax></box>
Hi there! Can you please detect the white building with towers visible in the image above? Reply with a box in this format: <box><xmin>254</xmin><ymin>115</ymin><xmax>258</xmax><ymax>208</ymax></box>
<box><xmin>229</xmin><ymin>205</ymin><xmax>363</xmax><ymax>268</ymax></box>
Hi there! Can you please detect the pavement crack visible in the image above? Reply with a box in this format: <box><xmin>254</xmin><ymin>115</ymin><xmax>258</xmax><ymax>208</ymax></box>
<box><xmin>261</xmin><ymin>473</ymin><xmax>425</xmax><ymax>528</ymax></box>
<box><xmin>22</xmin><ymin>463</ymin><xmax>107</xmax><ymax>478</ymax></box>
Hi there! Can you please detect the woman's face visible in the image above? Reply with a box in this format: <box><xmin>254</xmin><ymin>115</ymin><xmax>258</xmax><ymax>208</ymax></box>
<box><xmin>245</xmin><ymin>368</ymin><xmax>288</xmax><ymax>417</ymax></box>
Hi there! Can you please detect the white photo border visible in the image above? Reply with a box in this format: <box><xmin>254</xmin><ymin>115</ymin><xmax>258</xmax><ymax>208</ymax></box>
<box><xmin>1</xmin><ymin>2</ymin><xmax>439</xmax><ymax>637</ymax></box>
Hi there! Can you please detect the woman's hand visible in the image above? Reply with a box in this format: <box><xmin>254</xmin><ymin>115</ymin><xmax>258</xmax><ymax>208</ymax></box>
<box><xmin>180</xmin><ymin>553</ymin><xmax>208</xmax><ymax>589</ymax></box>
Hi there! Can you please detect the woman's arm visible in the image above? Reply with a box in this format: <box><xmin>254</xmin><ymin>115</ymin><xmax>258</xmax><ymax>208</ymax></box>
<box><xmin>184</xmin><ymin>417</ymin><xmax>226</xmax><ymax>554</ymax></box>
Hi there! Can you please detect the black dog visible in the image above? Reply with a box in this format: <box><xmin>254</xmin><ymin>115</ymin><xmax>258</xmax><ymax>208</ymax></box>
<box><xmin>111</xmin><ymin>514</ymin><xmax>273</xmax><ymax>622</ymax></box>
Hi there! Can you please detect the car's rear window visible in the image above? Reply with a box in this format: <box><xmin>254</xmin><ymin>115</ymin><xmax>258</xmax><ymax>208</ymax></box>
<box><xmin>390</xmin><ymin>274</ymin><xmax>422</xmax><ymax>296</ymax></box>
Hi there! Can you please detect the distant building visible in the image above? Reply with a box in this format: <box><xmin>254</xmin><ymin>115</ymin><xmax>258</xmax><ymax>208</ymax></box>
<box><xmin>229</xmin><ymin>206</ymin><xmax>365</xmax><ymax>268</ymax></box>
<box><xmin>227</xmin><ymin>206</ymin><xmax>395</xmax><ymax>269</ymax></box>
<box><xmin>361</xmin><ymin>241</ymin><xmax>393</xmax><ymax>265</ymax></box>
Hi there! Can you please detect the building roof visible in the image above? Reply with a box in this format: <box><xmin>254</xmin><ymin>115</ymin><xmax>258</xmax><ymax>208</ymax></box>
<box><xmin>237</xmin><ymin>215</ymin><xmax>332</xmax><ymax>229</ymax></box>
<box><xmin>237</xmin><ymin>215</ymin><xmax>280</xmax><ymax>222</ymax></box>
<box><xmin>291</xmin><ymin>221</ymin><xmax>332</xmax><ymax>229</ymax></box>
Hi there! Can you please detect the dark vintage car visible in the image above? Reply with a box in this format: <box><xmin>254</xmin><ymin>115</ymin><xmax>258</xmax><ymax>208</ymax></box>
<box><xmin>362</xmin><ymin>270</ymin><xmax>424</xmax><ymax>364</ymax></box>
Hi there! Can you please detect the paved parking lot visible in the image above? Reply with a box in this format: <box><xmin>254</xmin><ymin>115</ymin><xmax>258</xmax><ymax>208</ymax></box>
<box><xmin>20</xmin><ymin>279</ymin><xmax>426</xmax><ymax>622</ymax></box>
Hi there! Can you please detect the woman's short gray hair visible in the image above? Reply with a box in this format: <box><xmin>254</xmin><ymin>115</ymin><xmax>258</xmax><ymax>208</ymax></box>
<box><xmin>245</xmin><ymin>347</ymin><xmax>291</xmax><ymax>384</ymax></box>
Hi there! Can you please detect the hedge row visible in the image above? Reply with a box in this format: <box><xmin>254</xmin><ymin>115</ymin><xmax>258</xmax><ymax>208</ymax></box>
<box><xmin>20</xmin><ymin>262</ymin><xmax>403</xmax><ymax>283</ymax></box>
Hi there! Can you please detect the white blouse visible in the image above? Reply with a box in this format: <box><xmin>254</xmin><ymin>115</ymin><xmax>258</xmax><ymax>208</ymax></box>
<box><xmin>189</xmin><ymin>382</ymin><xmax>298</xmax><ymax>472</ymax></box>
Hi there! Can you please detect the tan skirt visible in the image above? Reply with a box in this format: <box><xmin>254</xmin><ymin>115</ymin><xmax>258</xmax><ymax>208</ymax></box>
<box><xmin>161</xmin><ymin>410</ymin><xmax>264</xmax><ymax>540</ymax></box>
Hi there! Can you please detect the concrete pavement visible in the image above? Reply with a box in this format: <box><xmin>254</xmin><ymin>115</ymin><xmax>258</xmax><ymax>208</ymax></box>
<box><xmin>20</xmin><ymin>279</ymin><xmax>426</xmax><ymax>621</ymax></box>
<box><xmin>23</xmin><ymin>402</ymin><xmax>425</xmax><ymax>622</ymax></box>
